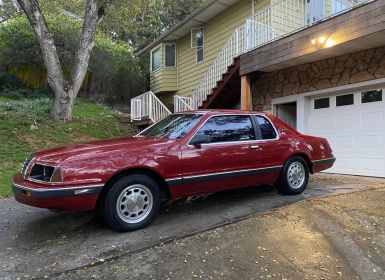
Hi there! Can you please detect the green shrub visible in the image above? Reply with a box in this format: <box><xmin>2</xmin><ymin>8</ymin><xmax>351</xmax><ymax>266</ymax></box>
<box><xmin>0</xmin><ymin>72</ymin><xmax>23</xmax><ymax>91</ymax></box>
<box><xmin>0</xmin><ymin>88</ymin><xmax>51</xmax><ymax>99</ymax></box>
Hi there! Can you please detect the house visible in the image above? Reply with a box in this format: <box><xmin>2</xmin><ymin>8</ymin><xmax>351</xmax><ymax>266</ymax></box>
<box><xmin>132</xmin><ymin>0</ymin><xmax>385</xmax><ymax>178</ymax></box>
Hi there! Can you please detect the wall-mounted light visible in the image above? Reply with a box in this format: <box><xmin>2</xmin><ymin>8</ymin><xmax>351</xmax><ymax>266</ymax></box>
<box><xmin>311</xmin><ymin>35</ymin><xmax>336</xmax><ymax>48</ymax></box>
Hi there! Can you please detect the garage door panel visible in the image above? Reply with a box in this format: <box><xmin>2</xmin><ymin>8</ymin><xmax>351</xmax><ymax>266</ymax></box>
<box><xmin>308</xmin><ymin>89</ymin><xmax>385</xmax><ymax>178</ymax></box>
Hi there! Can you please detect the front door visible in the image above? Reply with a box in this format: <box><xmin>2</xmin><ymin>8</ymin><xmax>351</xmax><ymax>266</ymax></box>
<box><xmin>176</xmin><ymin>115</ymin><xmax>266</xmax><ymax>196</ymax></box>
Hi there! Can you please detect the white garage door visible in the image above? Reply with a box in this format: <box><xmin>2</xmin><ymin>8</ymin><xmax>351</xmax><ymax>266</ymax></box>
<box><xmin>308</xmin><ymin>89</ymin><xmax>385</xmax><ymax>177</ymax></box>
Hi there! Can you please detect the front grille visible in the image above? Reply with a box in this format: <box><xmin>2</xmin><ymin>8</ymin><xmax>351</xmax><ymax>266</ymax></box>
<box><xmin>21</xmin><ymin>156</ymin><xmax>34</xmax><ymax>177</ymax></box>
<box><xmin>29</xmin><ymin>164</ymin><xmax>55</xmax><ymax>182</ymax></box>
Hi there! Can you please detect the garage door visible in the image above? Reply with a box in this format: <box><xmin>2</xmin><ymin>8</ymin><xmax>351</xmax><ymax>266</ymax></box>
<box><xmin>308</xmin><ymin>89</ymin><xmax>385</xmax><ymax>177</ymax></box>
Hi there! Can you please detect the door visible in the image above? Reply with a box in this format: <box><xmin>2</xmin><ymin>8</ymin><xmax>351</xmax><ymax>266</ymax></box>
<box><xmin>308</xmin><ymin>89</ymin><xmax>385</xmax><ymax>177</ymax></box>
<box><xmin>306</xmin><ymin>0</ymin><xmax>325</xmax><ymax>25</ymax></box>
<box><xmin>177</xmin><ymin>115</ymin><xmax>265</xmax><ymax>196</ymax></box>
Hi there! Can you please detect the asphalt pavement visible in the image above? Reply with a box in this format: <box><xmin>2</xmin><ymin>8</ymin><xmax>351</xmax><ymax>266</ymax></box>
<box><xmin>0</xmin><ymin>174</ymin><xmax>384</xmax><ymax>279</ymax></box>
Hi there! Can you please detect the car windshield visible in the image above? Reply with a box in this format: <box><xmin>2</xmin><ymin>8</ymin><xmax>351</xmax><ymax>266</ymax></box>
<box><xmin>139</xmin><ymin>114</ymin><xmax>203</xmax><ymax>139</ymax></box>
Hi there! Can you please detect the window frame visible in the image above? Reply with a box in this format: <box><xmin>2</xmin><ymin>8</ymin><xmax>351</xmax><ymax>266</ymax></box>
<box><xmin>187</xmin><ymin>114</ymin><xmax>279</xmax><ymax>147</ymax></box>
<box><xmin>191</xmin><ymin>27</ymin><xmax>204</xmax><ymax>64</ymax></box>
<box><xmin>150</xmin><ymin>46</ymin><xmax>161</xmax><ymax>72</ymax></box>
<box><xmin>164</xmin><ymin>42</ymin><xmax>177</xmax><ymax>68</ymax></box>
<box><xmin>336</xmin><ymin>93</ymin><xmax>354</xmax><ymax>107</ymax></box>
<box><xmin>253</xmin><ymin>115</ymin><xmax>280</xmax><ymax>141</ymax></box>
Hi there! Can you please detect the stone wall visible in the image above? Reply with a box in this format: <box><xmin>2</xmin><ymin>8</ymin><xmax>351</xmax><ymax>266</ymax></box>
<box><xmin>252</xmin><ymin>46</ymin><xmax>385</xmax><ymax>111</ymax></box>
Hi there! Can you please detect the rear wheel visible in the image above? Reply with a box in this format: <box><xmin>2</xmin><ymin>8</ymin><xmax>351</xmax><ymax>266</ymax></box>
<box><xmin>276</xmin><ymin>156</ymin><xmax>309</xmax><ymax>195</ymax></box>
<box><xmin>100</xmin><ymin>174</ymin><xmax>161</xmax><ymax>232</ymax></box>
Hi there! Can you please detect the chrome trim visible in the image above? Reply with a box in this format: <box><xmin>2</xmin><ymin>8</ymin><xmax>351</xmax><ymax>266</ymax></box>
<box><xmin>12</xmin><ymin>181</ymin><xmax>104</xmax><ymax>192</ymax></box>
<box><xmin>187</xmin><ymin>113</ymin><xmax>280</xmax><ymax>147</ymax></box>
<box><xmin>165</xmin><ymin>165</ymin><xmax>283</xmax><ymax>186</ymax></box>
<box><xmin>312</xmin><ymin>157</ymin><xmax>336</xmax><ymax>163</ymax></box>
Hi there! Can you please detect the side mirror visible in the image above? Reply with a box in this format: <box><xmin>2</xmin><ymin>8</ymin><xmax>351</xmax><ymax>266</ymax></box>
<box><xmin>189</xmin><ymin>134</ymin><xmax>211</xmax><ymax>147</ymax></box>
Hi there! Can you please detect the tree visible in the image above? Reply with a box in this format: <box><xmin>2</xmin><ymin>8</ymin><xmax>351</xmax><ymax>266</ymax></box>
<box><xmin>16</xmin><ymin>0</ymin><xmax>105</xmax><ymax>121</ymax></box>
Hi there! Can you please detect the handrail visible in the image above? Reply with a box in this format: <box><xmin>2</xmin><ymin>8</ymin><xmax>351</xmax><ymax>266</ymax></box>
<box><xmin>130</xmin><ymin>91</ymin><xmax>171</xmax><ymax>123</ymax></box>
<box><xmin>174</xmin><ymin>95</ymin><xmax>193</xmax><ymax>112</ymax></box>
<box><xmin>189</xmin><ymin>0</ymin><xmax>372</xmax><ymax>110</ymax></box>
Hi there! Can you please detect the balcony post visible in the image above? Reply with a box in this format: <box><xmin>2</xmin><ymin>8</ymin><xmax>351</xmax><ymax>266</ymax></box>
<box><xmin>241</xmin><ymin>74</ymin><xmax>252</xmax><ymax>110</ymax></box>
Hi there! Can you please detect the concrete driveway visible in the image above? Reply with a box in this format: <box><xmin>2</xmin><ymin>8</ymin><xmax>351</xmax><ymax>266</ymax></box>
<box><xmin>1</xmin><ymin>174</ymin><xmax>384</xmax><ymax>279</ymax></box>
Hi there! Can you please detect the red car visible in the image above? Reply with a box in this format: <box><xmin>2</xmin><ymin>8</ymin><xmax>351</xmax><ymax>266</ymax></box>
<box><xmin>13</xmin><ymin>110</ymin><xmax>335</xmax><ymax>231</ymax></box>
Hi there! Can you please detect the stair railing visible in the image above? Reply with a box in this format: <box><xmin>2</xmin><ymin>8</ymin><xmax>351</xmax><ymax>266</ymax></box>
<box><xmin>174</xmin><ymin>95</ymin><xmax>193</xmax><ymax>112</ymax></box>
<box><xmin>130</xmin><ymin>91</ymin><xmax>171</xmax><ymax>123</ymax></box>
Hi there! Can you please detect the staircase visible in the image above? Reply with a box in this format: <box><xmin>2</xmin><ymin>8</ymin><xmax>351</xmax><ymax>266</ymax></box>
<box><xmin>200</xmin><ymin>57</ymin><xmax>240</xmax><ymax>109</ymax></box>
<box><xmin>130</xmin><ymin>0</ymin><xmax>371</xmax><ymax>124</ymax></box>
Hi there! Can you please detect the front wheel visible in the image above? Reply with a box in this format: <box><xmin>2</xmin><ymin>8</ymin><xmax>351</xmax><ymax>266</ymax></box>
<box><xmin>100</xmin><ymin>174</ymin><xmax>161</xmax><ymax>232</ymax></box>
<box><xmin>276</xmin><ymin>157</ymin><xmax>309</xmax><ymax>195</ymax></box>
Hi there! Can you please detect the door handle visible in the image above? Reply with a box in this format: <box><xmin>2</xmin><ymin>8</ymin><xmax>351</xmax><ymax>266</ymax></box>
<box><xmin>250</xmin><ymin>145</ymin><xmax>260</xmax><ymax>150</ymax></box>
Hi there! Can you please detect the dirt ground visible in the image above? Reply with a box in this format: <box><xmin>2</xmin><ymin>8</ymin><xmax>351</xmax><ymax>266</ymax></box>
<box><xmin>51</xmin><ymin>177</ymin><xmax>385</xmax><ymax>280</ymax></box>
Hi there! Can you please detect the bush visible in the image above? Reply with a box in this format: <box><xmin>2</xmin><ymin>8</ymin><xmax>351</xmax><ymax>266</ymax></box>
<box><xmin>0</xmin><ymin>98</ymin><xmax>52</xmax><ymax>125</ymax></box>
<box><xmin>0</xmin><ymin>72</ymin><xmax>23</xmax><ymax>92</ymax></box>
<box><xmin>0</xmin><ymin>88</ymin><xmax>50</xmax><ymax>99</ymax></box>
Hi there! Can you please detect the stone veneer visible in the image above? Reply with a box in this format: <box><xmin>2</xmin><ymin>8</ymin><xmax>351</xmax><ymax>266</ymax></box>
<box><xmin>252</xmin><ymin>46</ymin><xmax>385</xmax><ymax>111</ymax></box>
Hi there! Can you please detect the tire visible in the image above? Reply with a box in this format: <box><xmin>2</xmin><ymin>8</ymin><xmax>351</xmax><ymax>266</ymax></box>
<box><xmin>276</xmin><ymin>156</ymin><xmax>309</xmax><ymax>195</ymax></box>
<box><xmin>100</xmin><ymin>174</ymin><xmax>161</xmax><ymax>232</ymax></box>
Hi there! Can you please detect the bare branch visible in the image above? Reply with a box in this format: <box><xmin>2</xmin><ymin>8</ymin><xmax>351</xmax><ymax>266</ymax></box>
<box><xmin>70</xmin><ymin>0</ymin><xmax>104</xmax><ymax>94</ymax></box>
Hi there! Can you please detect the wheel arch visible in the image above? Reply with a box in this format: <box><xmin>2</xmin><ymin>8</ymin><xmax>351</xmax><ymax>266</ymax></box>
<box><xmin>286</xmin><ymin>152</ymin><xmax>313</xmax><ymax>174</ymax></box>
<box><xmin>97</xmin><ymin>167</ymin><xmax>171</xmax><ymax>209</ymax></box>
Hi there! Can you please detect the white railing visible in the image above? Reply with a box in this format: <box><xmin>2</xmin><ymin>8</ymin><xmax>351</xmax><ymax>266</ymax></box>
<box><xmin>174</xmin><ymin>95</ymin><xmax>193</xmax><ymax>112</ymax></box>
<box><xmin>130</xmin><ymin>91</ymin><xmax>171</xmax><ymax>123</ymax></box>
<box><xmin>188</xmin><ymin>0</ymin><xmax>371</xmax><ymax>110</ymax></box>
<box><xmin>131</xmin><ymin>0</ymin><xmax>371</xmax><ymax>117</ymax></box>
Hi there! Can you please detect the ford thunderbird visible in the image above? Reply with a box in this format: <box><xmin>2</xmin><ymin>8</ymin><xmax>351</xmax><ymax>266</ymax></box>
<box><xmin>13</xmin><ymin>110</ymin><xmax>335</xmax><ymax>231</ymax></box>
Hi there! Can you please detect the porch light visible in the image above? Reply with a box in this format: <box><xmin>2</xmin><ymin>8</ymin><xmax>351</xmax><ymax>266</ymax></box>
<box><xmin>311</xmin><ymin>36</ymin><xmax>336</xmax><ymax>48</ymax></box>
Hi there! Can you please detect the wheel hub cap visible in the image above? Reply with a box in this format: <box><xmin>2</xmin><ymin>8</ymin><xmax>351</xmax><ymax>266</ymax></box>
<box><xmin>287</xmin><ymin>162</ymin><xmax>305</xmax><ymax>189</ymax></box>
<box><xmin>116</xmin><ymin>184</ymin><xmax>153</xmax><ymax>224</ymax></box>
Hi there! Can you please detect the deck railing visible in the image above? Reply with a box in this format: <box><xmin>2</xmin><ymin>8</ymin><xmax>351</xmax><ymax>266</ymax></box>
<box><xmin>130</xmin><ymin>91</ymin><xmax>171</xmax><ymax>123</ymax></box>
<box><xmin>132</xmin><ymin>0</ymin><xmax>372</xmax><ymax>118</ymax></box>
<box><xmin>174</xmin><ymin>95</ymin><xmax>193</xmax><ymax>112</ymax></box>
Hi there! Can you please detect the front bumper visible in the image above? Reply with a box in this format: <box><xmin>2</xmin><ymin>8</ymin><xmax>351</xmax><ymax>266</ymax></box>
<box><xmin>12</xmin><ymin>174</ymin><xmax>103</xmax><ymax>212</ymax></box>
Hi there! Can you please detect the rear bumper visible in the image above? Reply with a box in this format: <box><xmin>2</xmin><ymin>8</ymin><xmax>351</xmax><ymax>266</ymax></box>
<box><xmin>12</xmin><ymin>175</ymin><xmax>103</xmax><ymax>212</ymax></box>
<box><xmin>312</xmin><ymin>157</ymin><xmax>336</xmax><ymax>173</ymax></box>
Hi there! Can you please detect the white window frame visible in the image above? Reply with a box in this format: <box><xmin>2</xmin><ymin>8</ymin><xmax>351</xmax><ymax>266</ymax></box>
<box><xmin>150</xmin><ymin>46</ymin><xmax>161</xmax><ymax>72</ymax></box>
<box><xmin>164</xmin><ymin>43</ymin><xmax>177</xmax><ymax>68</ymax></box>
<box><xmin>191</xmin><ymin>27</ymin><xmax>204</xmax><ymax>64</ymax></box>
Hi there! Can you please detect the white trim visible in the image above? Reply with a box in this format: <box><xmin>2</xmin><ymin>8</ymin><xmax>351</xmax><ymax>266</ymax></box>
<box><xmin>150</xmin><ymin>46</ymin><xmax>162</xmax><ymax>72</ymax></box>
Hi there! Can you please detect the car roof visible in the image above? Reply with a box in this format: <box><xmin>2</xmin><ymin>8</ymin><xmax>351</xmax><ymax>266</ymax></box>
<box><xmin>175</xmin><ymin>109</ymin><xmax>270</xmax><ymax>117</ymax></box>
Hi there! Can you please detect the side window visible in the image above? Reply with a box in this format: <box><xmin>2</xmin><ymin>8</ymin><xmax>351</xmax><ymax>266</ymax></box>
<box><xmin>151</xmin><ymin>47</ymin><xmax>161</xmax><ymax>72</ymax></box>
<box><xmin>256</xmin><ymin>116</ymin><xmax>277</xmax><ymax>140</ymax></box>
<box><xmin>195</xmin><ymin>115</ymin><xmax>255</xmax><ymax>143</ymax></box>
<box><xmin>191</xmin><ymin>28</ymin><xmax>204</xmax><ymax>63</ymax></box>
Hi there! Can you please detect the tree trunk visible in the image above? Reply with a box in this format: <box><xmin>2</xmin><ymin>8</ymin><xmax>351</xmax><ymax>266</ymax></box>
<box><xmin>16</xmin><ymin>0</ymin><xmax>104</xmax><ymax>122</ymax></box>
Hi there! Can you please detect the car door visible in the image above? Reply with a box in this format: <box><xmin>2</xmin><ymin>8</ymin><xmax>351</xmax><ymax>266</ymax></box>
<box><xmin>250</xmin><ymin>115</ymin><xmax>290</xmax><ymax>184</ymax></box>
<box><xmin>176</xmin><ymin>114</ymin><xmax>266</xmax><ymax>196</ymax></box>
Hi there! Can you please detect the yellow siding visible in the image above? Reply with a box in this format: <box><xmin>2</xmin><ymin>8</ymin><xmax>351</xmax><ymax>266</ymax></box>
<box><xmin>176</xmin><ymin>0</ymin><xmax>257</xmax><ymax>97</ymax></box>
<box><xmin>150</xmin><ymin>43</ymin><xmax>178</xmax><ymax>93</ymax></box>
<box><xmin>271</xmin><ymin>0</ymin><xmax>305</xmax><ymax>37</ymax></box>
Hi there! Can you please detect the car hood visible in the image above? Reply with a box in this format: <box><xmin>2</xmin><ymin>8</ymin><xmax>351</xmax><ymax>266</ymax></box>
<box><xmin>34</xmin><ymin>136</ymin><xmax>173</xmax><ymax>165</ymax></box>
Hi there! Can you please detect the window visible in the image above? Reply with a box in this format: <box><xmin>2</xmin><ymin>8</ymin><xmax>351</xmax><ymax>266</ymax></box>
<box><xmin>194</xmin><ymin>115</ymin><xmax>255</xmax><ymax>143</ymax></box>
<box><xmin>314</xmin><ymin>97</ymin><xmax>330</xmax><ymax>109</ymax></box>
<box><xmin>191</xmin><ymin>28</ymin><xmax>204</xmax><ymax>63</ymax></box>
<box><xmin>256</xmin><ymin>116</ymin><xmax>277</xmax><ymax>140</ymax></box>
<box><xmin>164</xmin><ymin>43</ymin><xmax>176</xmax><ymax>67</ymax></box>
<box><xmin>140</xmin><ymin>114</ymin><xmax>203</xmax><ymax>139</ymax></box>
<box><xmin>336</xmin><ymin>94</ymin><xmax>354</xmax><ymax>106</ymax></box>
<box><xmin>151</xmin><ymin>47</ymin><xmax>161</xmax><ymax>72</ymax></box>
<box><xmin>362</xmin><ymin>90</ymin><xmax>382</xmax><ymax>103</ymax></box>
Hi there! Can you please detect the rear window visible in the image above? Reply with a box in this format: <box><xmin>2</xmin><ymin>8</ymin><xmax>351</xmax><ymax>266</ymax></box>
<box><xmin>256</xmin><ymin>116</ymin><xmax>277</xmax><ymax>140</ymax></box>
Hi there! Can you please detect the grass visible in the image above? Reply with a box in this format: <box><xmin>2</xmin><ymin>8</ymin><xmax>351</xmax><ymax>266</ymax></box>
<box><xmin>0</xmin><ymin>97</ymin><xmax>135</xmax><ymax>197</ymax></box>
